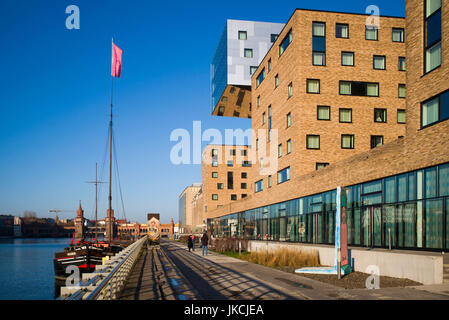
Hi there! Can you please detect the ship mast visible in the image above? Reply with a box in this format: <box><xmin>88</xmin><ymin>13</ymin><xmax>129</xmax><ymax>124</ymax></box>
<box><xmin>108</xmin><ymin>63</ymin><xmax>113</xmax><ymax>243</ymax></box>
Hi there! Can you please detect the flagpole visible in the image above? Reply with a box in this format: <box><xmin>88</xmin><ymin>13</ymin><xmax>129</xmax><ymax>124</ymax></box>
<box><xmin>108</xmin><ymin>38</ymin><xmax>113</xmax><ymax>243</ymax></box>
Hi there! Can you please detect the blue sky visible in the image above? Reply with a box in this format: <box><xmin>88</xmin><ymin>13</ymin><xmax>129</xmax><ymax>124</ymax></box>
<box><xmin>0</xmin><ymin>0</ymin><xmax>405</xmax><ymax>223</ymax></box>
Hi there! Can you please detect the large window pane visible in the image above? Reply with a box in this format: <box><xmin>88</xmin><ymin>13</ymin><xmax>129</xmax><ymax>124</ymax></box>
<box><xmin>392</xmin><ymin>28</ymin><xmax>404</xmax><ymax>42</ymax></box>
<box><xmin>313</xmin><ymin>52</ymin><xmax>325</xmax><ymax>66</ymax></box>
<box><xmin>341</xmin><ymin>135</ymin><xmax>354</xmax><ymax>149</ymax></box>
<box><xmin>307</xmin><ymin>135</ymin><xmax>320</xmax><ymax>149</ymax></box>
<box><xmin>317</xmin><ymin>106</ymin><xmax>330</xmax><ymax>120</ymax></box>
<box><xmin>404</xmin><ymin>203</ymin><xmax>417</xmax><ymax>247</ymax></box>
<box><xmin>340</xmin><ymin>81</ymin><xmax>351</xmax><ymax>95</ymax></box>
<box><xmin>373</xmin><ymin>56</ymin><xmax>386</xmax><ymax>70</ymax></box>
<box><xmin>398</xmin><ymin>174</ymin><xmax>407</xmax><ymax>202</ymax></box>
<box><xmin>422</xmin><ymin>96</ymin><xmax>439</xmax><ymax>127</ymax></box>
<box><xmin>366</xmin><ymin>27</ymin><xmax>378</xmax><ymax>40</ymax></box>
<box><xmin>426</xmin><ymin>41</ymin><xmax>441</xmax><ymax>73</ymax></box>
<box><xmin>336</xmin><ymin>24</ymin><xmax>349</xmax><ymax>38</ymax></box>
<box><xmin>439</xmin><ymin>163</ymin><xmax>449</xmax><ymax>197</ymax></box>
<box><xmin>425</xmin><ymin>199</ymin><xmax>443</xmax><ymax>249</ymax></box>
<box><xmin>425</xmin><ymin>167</ymin><xmax>437</xmax><ymax>199</ymax></box>
<box><xmin>367</xmin><ymin>83</ymin><xmax>379</xmax><ymax>96</ymax></box>
<box><xmin>313</xmin><ymin>22</ymin><xmax>325</xmax><ymax>36</ymax></box>
<box><xmin>307</xmin><ymin>79</ymin><xmax>320</xmax><ymax>93</ymax></box>
<box><xmin>342</xmin><ymin>52</ymin><xmax>354</xmax><ymax>66</ymax></box>
<box><xmin>339</xmin><ymin>109</ymin><xmax>352</xmax><ymax>122</ymax></box>
<box><xmin>426</xmin><ymin>0</ymin><xmax>442</xmax><ymax>17</ymax></box>
<box><xmin>426</xmin><ymin>9</ymin><xmax>441</xmax><ymax>47</ymax></box>
<box><xmin>384</xmin><ymin>177</ymin><xmax>396</xmax><ymax>203</ymax></box>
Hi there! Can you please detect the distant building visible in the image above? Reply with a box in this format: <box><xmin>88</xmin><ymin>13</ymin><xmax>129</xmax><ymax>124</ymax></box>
<box><xmin>211</xmin><ymin>19</ymin><xmax>285</xmax><ymax>118</ymax></box>
<box><xmin>0</xmin><ymin>215</ymin><xmax>14</xmax><ymax>237</ymax></box>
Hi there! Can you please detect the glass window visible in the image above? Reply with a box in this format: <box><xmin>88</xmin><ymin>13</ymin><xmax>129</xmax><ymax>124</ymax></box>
<box><xmin>362</xmin><ymin>180</ymin><xmax>382</xmax><ymax>194</ymax></box>
<box><xmin>374</xmin><ymin>108</ymin><xmax>387</xmax><ymax>123</ymax></box>
<box><xmin>250</xmin><ymin>66</ymin><xmax>258</xmax><ymax>75</ymax></box>
<box><xmin>255</xmin><ymin>180</ymin><xmax>263</xmax><ymax>193</ymax></box>
<box><xmin>339</xmin><ymin>81</ymin><xmax>351</xmax><ymax>95</ymax></box>
<box><xmin>366</xmin><ymin>27</ymin><xmax>378</xmax><ymax>40</ymax></box>
<box><xmin>307</xmin><ymin>135</ymin><xmax>320</xmax><ymax>149</ymax></box>
<box><xmin>278</xmin><ymin>144</ymin><xmax>282</xmax><ymax>158</ymax></box>
<box><xmin>275</xmin><ymin>74</ymin><xmax>279</xmax><ymax>87</ymax></box>
<box><xmin>342</xmin><ymin>52</ymin><xmax>354</xmax><ymax>66</ymax></box>
<box><xmin>384</xmin><ymin>177</ymin><xmax>396</xmax><ymax>203</ymax></box>
<box><xmin>398</xmin><ymin>57</ymin><xmax>406</xmax><ymax>71</ymax></box>
<box><xmin>341</xmin><ymin>134</ymin><xmax>354</xmax><ymax>149</ymax></box>
<box><xmin>425</xmin><ymin>1</ymin><xmax>442</xmax><ymax>73</ymax></box>
<box><xmin>426</xmin><ymin>42</ymin><xmax>442</xmax><ymax>73</ymax></box>
<box><xmin>244</xmin><ymin>48</ymin><xmax>253</xmax><ymax>58</ymax></box>
<box><xmin>288</xmin><ymin>82</ymin><xmax>293</xmax><ymax>97</ymax></box>
<box><xmin>439</xmin><ymin>163</ymin><xmax>449</xmax><ymax>197</ymax></box>
<box><xmin>422</xmin><ymin>96</ymin><xmax>439</xmax><ymax>127</ymax></box>
<box><xmin>425</xmin><ymin>167</ymin><xmax>437</xmax><ymax>198</ymax></box>
<box><xmin>313</xmin><ymin>22</ymin><xmax>325</xmax><ymax>36</ymax></box>
<box><xmin>271</xmin><ymin>34</ymin><xmax>278</xmax><ymax>43</ymax></box>
<box><xmin>313</xmin><ymin>52</ymin><xmax>326</xmax><ymax>66</ymax></box>
<box><xmin>392</xmin><ymin>28</ymin><xmax>404</xmax><ymax>42</ymax></box>
<box><xmin>307</xmin><ymin>79</ymin><xmax>320</xmax><ymax>94</ymax></box>
<box><xmin>397</xmin><ymin>109</ymin><xmax>406</xmax><ymax>124</ymax></box>
<box><xmin>212</xmin><ymin>172</ymin><xmax>218</xmax><ymax>178</ymax></box>
<box><xmin>398</xmin><ymin>174</ymin><xmax>407</xmax><ymax>202</ymax></box>
<box><xmin>256</xmin><ymin>68</ymin><xmax>265</xmax><ymax>87</ymax></box>
<box><xmin>241</xmin><ymin>183</ymin><xmax>247</xmax><ymax>189</ymax></box>
<box><xmin>218</xmin><ymin>106</ymin><xmax>225</xmax><ymax>116</ymax></box>
<box><xmin>241</xmin><ymin>172</ymin><xmax>247</xmax><ymax>179</ymax></box>
<box><xmin>316</xmin><ymin>163</ymin><xmax>329</xmax><ymax>170</ymax></box>
<box><xmin>367</xmin><ymin>83</ymin><xmax>379</xmax><ymax>97</ymax></box>
<box><xmin>278</xmin><ymin>167</ymin><xmax>291</xmax><ymax>184</ymax></box>
<box><xmin>336</xmin><ymin>23</ymin><xmax>349</xmax><ymax>38</ymax></box>
<box><xmin>217</xmin><ymin>183</ymin><xmax>224</xmax><ymax>190</ymax></box>
<box><xmin>212</xmin><ymin>194</ymin><xmax>218</xmax><ymax>201</ymax></box>
<box><xmin>268</xmin><ymin>175</ymin><xmax>272</xmax><ymax>188</ymax></box>
<box><xmin>287</xmin><ymin>139</ymin><xmax>292</xmax><ymax>154</ymax></box>
<box><xmin>398</xmin><ymin>84</ymin><xmax>406</xmax><ymax>98</ymax></box>
<box><xmin>371</xmin><ymin>135</ymin><xmax>384</xmax><ymax>148</ymax></box>
<box><xmin>238</xmin><ymin>31</ymin><xmax>247</xmax><ymax>40</ymax></box>
<box><xmin>231</xmin><ymin>194</ymin><xmax>237</xmax><ymax>201</ymax></box>
<box><xmin>279</xmin><ymin>29</ymin><xmax>293</xmax><ymax>56</ymax></box>
<box><xmin>425</xmin><ymin>199</ymin><xmax>443</xmax><ymax>249</ymax></box>
<box><xmin>373</xmin><ymin>55</ymin><xmax>386</xmax><ymax>70</ymax></box>
<box><xmin>339</xmin><ymin>108</ymin><xmax>352</xmax><ymax>123</ymax></box>
<box><xmin>268</xmin><ymin>59</ymin><xmax>272</xmax><ymax>72</ymax></box>
<box><xmin>262</xmin><ymin>112</ymin><xmax>266</xmax><ymax>125</ymax></box>
<box><xmin>317</xmin><ymin>106</ymin><xmax>330</xmax><ymax>120</ymax></box>
<box><xmin>286</xmin><ymin>112</ymin><xmax>291</xmax><ymax>128</ymax></box>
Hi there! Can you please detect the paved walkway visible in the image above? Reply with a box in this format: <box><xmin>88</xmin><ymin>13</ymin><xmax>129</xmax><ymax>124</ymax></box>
<box><xmin>120</xmin><ymin>240</ymin><xmax>449</xmax><ymax>300</ymax></box>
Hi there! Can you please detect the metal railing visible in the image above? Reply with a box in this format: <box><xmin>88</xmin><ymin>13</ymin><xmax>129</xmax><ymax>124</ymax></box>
<box><xmin>59</xmin><ymin>235</ymin><xmax>147</xmax><ymax>300</ymax></box>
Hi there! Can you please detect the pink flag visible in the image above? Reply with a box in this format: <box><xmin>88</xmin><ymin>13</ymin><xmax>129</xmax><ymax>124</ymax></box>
<box><xmin>111</xmin><ymin>42</ymin><xmax>123</xmax><ymax>78</ymax></box>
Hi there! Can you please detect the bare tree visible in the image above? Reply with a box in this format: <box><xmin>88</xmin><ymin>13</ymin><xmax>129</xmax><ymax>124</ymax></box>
<box><xmin>23</xmin><ymin>210</ymin><xmax>37</xmax><ymax>218</ymax></box>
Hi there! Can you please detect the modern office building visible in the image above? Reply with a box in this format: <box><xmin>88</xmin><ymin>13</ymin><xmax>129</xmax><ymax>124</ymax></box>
<box><xmin>211</xmin><ymin>19</ymin><xmax>284</xmax><ymax>118</ymax></box>
<box><xmin>178</xmin><ymin>183</ymin><xmax>202</xmax><ymax>233</ymax></box>
<box><xmin>202</xmin><ymin>145</ymin><xmax>252</xmax><ymax>214</ymax></box>
<box><xmin>206</xmin><ymin>4</ymin><xmax>449</xmax><ymax>253</ymax></box>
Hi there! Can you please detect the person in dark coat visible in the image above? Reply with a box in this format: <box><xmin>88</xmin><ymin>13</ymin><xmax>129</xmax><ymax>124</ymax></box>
<box><xmin>187</xmin><ymin>235</ymin><xmax>193</xmax><ymax>252</ymax></box>
<box><xmin>201</xmin><ymin>232</ymin><xmax>209</xmax><ymax>256</ymax></box>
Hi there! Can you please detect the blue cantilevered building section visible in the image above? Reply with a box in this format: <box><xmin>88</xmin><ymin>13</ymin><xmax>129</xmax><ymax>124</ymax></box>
<box><xmin>210</xmin><ymin>20</ymin><xmax>284</xmax><ymax>118</ymax></box>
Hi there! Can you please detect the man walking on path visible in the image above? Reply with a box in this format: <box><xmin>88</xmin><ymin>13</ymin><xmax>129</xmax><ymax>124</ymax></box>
<box><xmin>187</xmin><ymin>235</ymin><xmax>193</xmax><ymax>252</ymax></box>
<box><xmin>201</xmin><ymin>231</ymin><xmax>209</xmax><ymax>256</ymax></box>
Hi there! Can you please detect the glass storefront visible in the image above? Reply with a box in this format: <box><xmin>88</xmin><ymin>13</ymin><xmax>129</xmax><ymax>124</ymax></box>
<box><xmin>208</xmin><ymin>162</ymin><xmax>449</xmax><ymax>251</ymax></box>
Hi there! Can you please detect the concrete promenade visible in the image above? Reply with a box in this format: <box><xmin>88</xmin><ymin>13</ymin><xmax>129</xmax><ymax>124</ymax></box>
<box><xmin>119</xmin><ymin>239</ymin><xmax>449</xmax><ymax>300</ymax></box>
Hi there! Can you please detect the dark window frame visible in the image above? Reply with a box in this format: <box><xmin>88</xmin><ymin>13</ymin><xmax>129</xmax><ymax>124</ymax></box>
<box><xmin>420</xmin><ymin>88</ymin><xmax>449</xmax><ymax>129</ymax></box>
<box><xmin>307</xmin><ymin>78</ymin><xmax>321</xmax><ymax>94</ymax></box>
<box><xmin>373</xmin><ymin>55</ymin><xmax>387</xmax><ymax>70</ymax></box>
<box><xmin>371</xmin><ymin>135</ymin><xmax>384</xmax><ymax>149</ymax></box>
<box><xmin>392</xmin><ymin>27</ymin><xmax>405</xmax><ymax>43</ymax></box>
<box><xmin>317</xmin><ymin>105</ymin><xmax>331</xmax><ymax>121</ymax></box>
<box><xmin>424</xmin><ymin>1</ymin><xmax>442</xmax><ymax>74</ymax></box>
<box><xmin>316</xmin><ymin>162</ymin><xmax>330</xmax><ymax>170</ymax></box>
<box><xmin>312</xmin><ymin>21</ymin><xmax>326</xmax><ymax>66</ymax></box>
<box><xmin>339</xmin><ymin>108</ymin><xmax>353</xmax><ymax>123</ymax></box>
<box><xmin>341</xmin><ymin>134</ymin><xmax>355</xmax><ymax>149</ymax></box>
<box><xmin>397</xmin><ymin>109</ymin><xmax>406</xmax><ymax>124</ymax></box>
<box><xmin>279</xmin><ymin>29</ymin><xmax>293</xmax><ymax>57</ymax></box>
<box><xmin>374</xmin><ymin>108</ymin><xmax>388</xmax><ymax>123</ymax></box>
<box><xmin>336</xmin><ymin>23</ymin><xmax>349</xmax><ymax>39</ymax></box>
<box><xmin>341</xmin><ymin>51</ymin><xmax>355</xmax><ymax>66</ymax></box>
<box><xmin>306</xmin><ymin>135</ymin><xmax>320</xmax><ymax>150</ymax></box>
<box><xmin>365</xmin><ymin>26</ymin><xmax>379</xmax><ymax>41</ymax></box>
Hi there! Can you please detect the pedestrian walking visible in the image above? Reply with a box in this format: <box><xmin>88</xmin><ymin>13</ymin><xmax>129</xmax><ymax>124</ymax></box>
<box><xmin>187</xmin><ymin>235</ymin><xmax>193</xmax><ymax>252</ymax></box>
<box><xmin>201</xmin><ymin>231</ymin><xmax>209</xmax><ymax>256</ymax></box>
<box><xmin>191</xmin><ymin>235</ymin><xmax>195</xmax><ymax>251</ymax></box>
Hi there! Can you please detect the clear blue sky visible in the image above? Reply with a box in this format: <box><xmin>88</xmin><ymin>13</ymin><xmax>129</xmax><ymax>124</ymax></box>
<box><xmin>0</xmin><ymin>0</ymin><xmax>405</xmax><ymax>224</ymax></box>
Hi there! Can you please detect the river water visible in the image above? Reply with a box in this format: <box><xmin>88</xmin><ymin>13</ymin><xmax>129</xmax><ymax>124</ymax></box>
<box><xmin>0</xmin><ymin>237</ymin><xmax>70</xmax><ymax>300</ymax></box>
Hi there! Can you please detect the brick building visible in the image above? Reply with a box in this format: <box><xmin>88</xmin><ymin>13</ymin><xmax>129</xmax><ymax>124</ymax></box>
<box><xmin>204</xmin><ymin>4</ymin><xmax>449</xmax><ymax>252</ymax></box>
